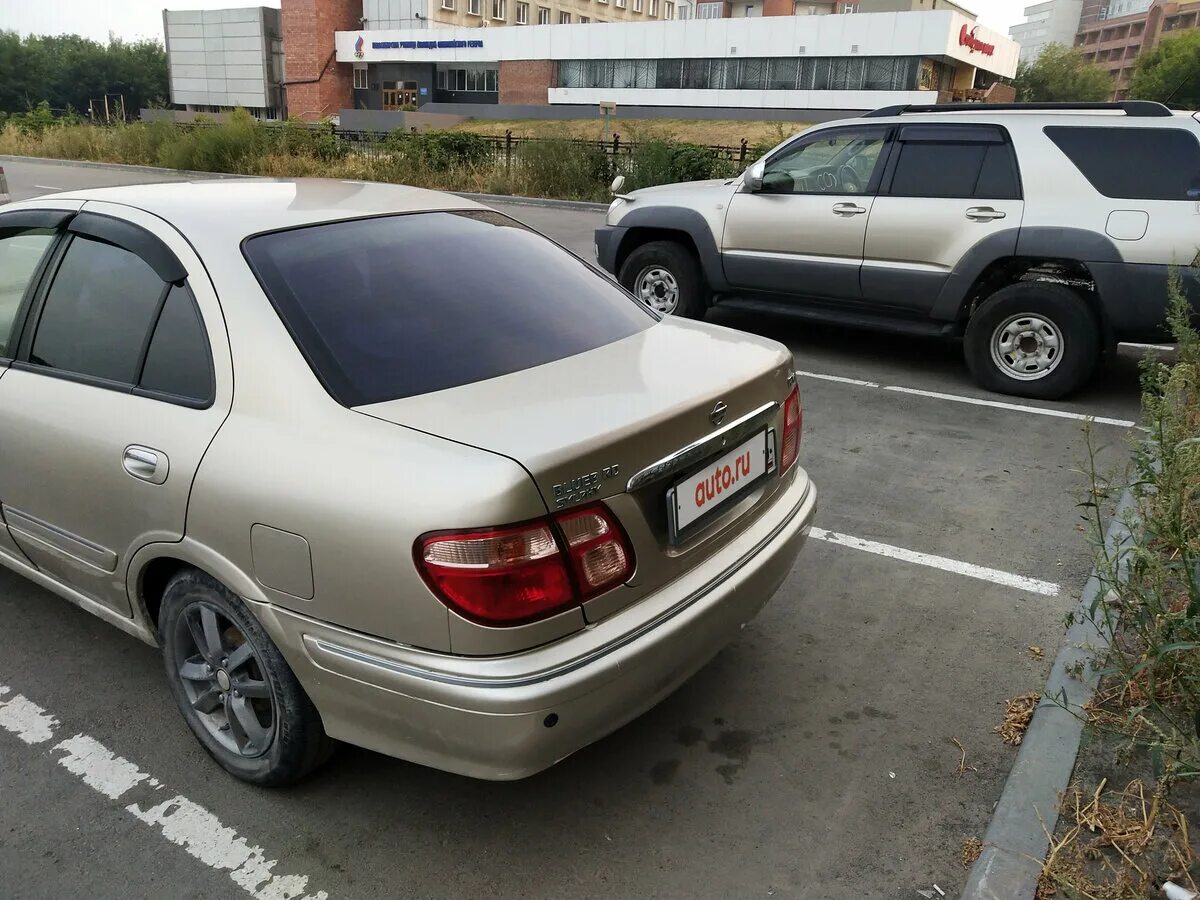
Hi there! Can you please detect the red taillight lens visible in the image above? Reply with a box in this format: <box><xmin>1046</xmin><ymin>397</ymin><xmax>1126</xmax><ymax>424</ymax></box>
<box><xmin>417</xmin><ymin>522</ymin><xmax>574</xmax><ymax>625</ymax></box>
<box><xmin>416</xmin><ymin>504</ymin><xmax>634</xmax><ymax>626</ymax></box>
<box><xmin>780</xmin><ymin>383</ymin><xmax>802</xmax><ymax>474</ymax></box>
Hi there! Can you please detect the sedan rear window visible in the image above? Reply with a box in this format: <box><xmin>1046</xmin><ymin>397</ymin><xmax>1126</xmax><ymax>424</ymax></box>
<box><xmin>243</xmin><ymin>211</ymin><xmax>654</xmax><ymax>406</ymax></box>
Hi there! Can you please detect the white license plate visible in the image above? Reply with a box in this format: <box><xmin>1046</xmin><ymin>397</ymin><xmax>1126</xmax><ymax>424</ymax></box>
<box><xmin>667</xmin><ymin>429</ymin><xmax>775</xmax><ymax>542</ymax></box>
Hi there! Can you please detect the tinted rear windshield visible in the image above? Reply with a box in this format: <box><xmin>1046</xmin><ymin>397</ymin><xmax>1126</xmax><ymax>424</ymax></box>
<box><xmin>243</xmin><ymin>211</ymin><xmax>654</xmax><ymax>406</ymax></box>
<box><xmin>1044</xmin><ymin>125</ymin><xmax>1200</xmax><ymax>200</ymax></box>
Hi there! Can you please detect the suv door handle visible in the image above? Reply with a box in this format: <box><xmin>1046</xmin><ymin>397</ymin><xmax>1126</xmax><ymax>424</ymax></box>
<box><xmin>832</xmin><ymin>202</ymin><xmax>867</xmax><ymax>216</ymax></box>
<box><xmin>966</xmin><ymin>206</ymin><xmax>1007</xmax><ymax>221</ymax></box>
<box><xmin>123</xmin><ymin>445</ymin><xmax>169</xmax><ymax>485</ymax></box>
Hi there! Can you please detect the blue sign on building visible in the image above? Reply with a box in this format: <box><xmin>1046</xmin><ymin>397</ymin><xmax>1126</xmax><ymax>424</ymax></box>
<box><xmin>372</xmin><ymin>39</ymin><xmax>484</xmax><ymax>50</ymax></box>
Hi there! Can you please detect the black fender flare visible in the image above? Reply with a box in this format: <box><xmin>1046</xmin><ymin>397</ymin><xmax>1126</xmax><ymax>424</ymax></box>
<box><xmin>611</xmin><ymin>206</ymin><xmax>729</xmax><ymax>292</ymax></box>
<box><xmin>929</xmin><ymin>226</ymin><xmax>1123</xmax><ymax>323</ymax></box>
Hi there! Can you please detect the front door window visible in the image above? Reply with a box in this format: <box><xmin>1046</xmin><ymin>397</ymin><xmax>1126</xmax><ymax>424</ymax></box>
<box><xmin>762</xmin><ymin>131</ymin><xmax>887</xmax><ymax>195</ymax></box>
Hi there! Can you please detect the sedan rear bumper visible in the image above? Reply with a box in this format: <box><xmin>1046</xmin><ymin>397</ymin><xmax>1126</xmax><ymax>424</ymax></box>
<box><xmin>252</xmin><ymin>470</ymin><xmax>816</xmax><ymax>780</ymax></box>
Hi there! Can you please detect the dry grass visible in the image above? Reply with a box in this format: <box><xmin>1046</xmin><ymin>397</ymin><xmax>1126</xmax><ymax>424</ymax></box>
<box><xmin>962</xmin><ymin>836</ymin><xmax>983</xmax><ymax>869</ymax></box>
<box><xmin>451</xmin><ymin>116</ymin><xmax>805</xmax><ymax>147</ymax></box>
<box><xmin>996</xmin><ymin>692</ymin><xmax>1041</xmax><ymax>746</ymax></box>
<box><xmin>1039</xmin><ymin>779</ymin><xmax>1196</xmax><ymax>899</ymax></box>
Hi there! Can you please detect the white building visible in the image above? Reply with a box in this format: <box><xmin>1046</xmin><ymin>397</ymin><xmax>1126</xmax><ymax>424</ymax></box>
<box><xmin>1009</xmin><ymin>0</ymin><xmax>1083</xmax><ymax>60</ymax></box>
<box><xmin>164</xmin><ymin>6</ymin><xmax>286</xmax><ymax>118</ymax></box>
<box><xmin>335</xmin><ymin>9</ymin><xmax>1018</xmax><ymax>113</ymax></box>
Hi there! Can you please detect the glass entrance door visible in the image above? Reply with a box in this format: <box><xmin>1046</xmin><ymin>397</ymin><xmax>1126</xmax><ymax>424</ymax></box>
<box><xmin>382</xmin><ymin>81</ymin><xmax>419</xmax><ymax>110</ymax></box>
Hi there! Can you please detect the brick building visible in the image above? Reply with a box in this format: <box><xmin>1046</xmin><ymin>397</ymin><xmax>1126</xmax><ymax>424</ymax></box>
<box><xmin>1075</xmin><ymin>0</ymin><xmax>1200</xmax><ymax>98</ymax></box>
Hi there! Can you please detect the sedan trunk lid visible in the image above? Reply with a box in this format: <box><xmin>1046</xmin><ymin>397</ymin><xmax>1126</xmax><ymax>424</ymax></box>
<box><xmin>359</xmin><ymin>318</ymin><xmax>796</xmax><ymax>622</ymax></box>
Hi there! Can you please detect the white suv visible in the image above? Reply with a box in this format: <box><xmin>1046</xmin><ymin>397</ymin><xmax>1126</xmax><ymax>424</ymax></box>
<box><xmin>596</xmin><ymin>101</ymin><xmax>1200</xmax><ymax>399</ymax></box>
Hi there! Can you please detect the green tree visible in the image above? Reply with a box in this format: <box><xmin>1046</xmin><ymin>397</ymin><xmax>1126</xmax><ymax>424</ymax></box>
<box><xmin>1012</xmin><ymin>43</ymin><xmax>1115</xmax><ymax>102</ymax></box>
<box><xmin>0</xmin><ymin>30</ymin><xmax>168</xmax><ymax>119</ymax></box>
<box><xmin>1130</xmin><ymin>29</ymin><xmax>1200</xmax><ymax>108</ymax></box>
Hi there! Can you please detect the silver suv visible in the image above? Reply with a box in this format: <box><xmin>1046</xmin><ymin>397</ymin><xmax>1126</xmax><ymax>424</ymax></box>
<box><xmin>596</xmin><ymin>101</ymin><xmax>1200</xmax><ymax>399</ymax></box>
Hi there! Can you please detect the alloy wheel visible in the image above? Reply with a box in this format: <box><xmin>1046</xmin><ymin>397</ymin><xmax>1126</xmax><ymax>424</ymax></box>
<box><xmin>172</xmin><ymin>602</ymin><xmax>276</xmax><ymax>758</ymax></box>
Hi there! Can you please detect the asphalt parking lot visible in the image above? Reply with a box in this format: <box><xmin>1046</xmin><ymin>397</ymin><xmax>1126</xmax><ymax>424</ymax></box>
<box><xmin>0</xmin><ymin>158</ymin><xmax>1153</xmax><ymax>899</ymax></box>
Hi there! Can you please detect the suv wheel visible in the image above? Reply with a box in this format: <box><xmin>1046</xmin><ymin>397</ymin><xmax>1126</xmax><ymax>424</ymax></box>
<box><xmin>964</xmin><ymin>282</ymin><xmax>1101</xmax><ymax>400</ymax></box>
<box><xmin>159</xmin><ymin>568</ymin><xmax>334</xmax><ymax>786</ymax></box>
<box><xmin>619</xmin><ymin>240</ymin><xmax>708</xmax><ymax>319</ymax></box>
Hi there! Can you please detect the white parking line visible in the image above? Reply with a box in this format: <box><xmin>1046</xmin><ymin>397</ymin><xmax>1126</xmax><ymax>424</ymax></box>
<box><xmin>32</xmin><ymin>184</ymin><xmax>62</xmax><ymax>190</ymax></box>
<box><xmin>808</xmin><ymin>528</ymin><xmax>1062</xmax><ymax>597</ymax></box>
<box><xmin>0</xmin><ymin>683</ymin><xmax>329</xmax><ymax>900</ymax></box>
<box><xmin>794</xmin><ymin>370</ymin><xmax>1135</xmax><ymax>428</ymax></box>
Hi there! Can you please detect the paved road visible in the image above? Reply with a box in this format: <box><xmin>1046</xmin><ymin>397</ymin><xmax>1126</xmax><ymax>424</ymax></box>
<box><xmin>0</xmin><ymin>157</ymin><xmax>1150</xmax><ymax>899</ymax></box>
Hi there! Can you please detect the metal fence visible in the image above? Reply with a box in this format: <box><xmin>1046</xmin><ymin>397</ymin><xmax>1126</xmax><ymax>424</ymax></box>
<box><xmin>336</xmin><ymin>127</ymin><xmax>756</xmax><ymax>171</ymax></box>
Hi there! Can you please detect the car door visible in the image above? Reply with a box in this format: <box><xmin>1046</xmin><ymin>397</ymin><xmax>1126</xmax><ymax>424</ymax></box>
<box><xmin>722</xmin><ymin>125</ymin><xmax>891</xmax><ymax>300</ymax></box>
<box><xmin>862</xmin><ymin>124</ymin><xmax>1025</xmax><ymax>317</ymax></box>
<box><xmin>0</xmin><ymin>209</ymin><xmax>73</xmax><ymax>568</ymax></box>
<box><xmin>0</xmin><ymin>207</ymin><xmax>229</xmax><ymax>616</ymax></box>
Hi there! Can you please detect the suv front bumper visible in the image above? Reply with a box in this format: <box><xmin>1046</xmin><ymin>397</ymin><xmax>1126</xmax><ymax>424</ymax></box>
<box><xmin>594</xmin><ymin>224</ymin><xmax>625</xmax><ymax>275</ymax></box>
<box><xmin>251</xmin><ymin>471</ymin><xmax>816</xmax><ymax>780</ymax></box>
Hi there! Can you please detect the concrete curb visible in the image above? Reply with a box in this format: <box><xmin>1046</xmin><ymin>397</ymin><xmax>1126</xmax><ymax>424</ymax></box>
<box><xmin>0</xmin><ymin>155</ymin><xmax>610</xmax><ymax>211</ymax></box>
<box><xmin>961</xmin><ymin>487</ymin><xmax>1136</xmax><ymax>899</ymax></box>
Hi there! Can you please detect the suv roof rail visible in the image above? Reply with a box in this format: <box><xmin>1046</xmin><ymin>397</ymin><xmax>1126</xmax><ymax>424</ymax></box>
<box><xmin>862</xmin><ymin>100</ymin><xmax>1174</xmax><ymax>119</ymax></box>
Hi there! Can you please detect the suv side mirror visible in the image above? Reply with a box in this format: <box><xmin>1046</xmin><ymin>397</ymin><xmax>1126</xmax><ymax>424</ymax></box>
<box><xmin>744</xmin><ymin>159</ymin><xmax>765</xmax><ymax>193</ymax></box>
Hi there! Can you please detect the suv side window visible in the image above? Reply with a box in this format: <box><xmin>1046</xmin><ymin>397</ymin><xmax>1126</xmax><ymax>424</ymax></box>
<box><xmin>0</xmin><ymin>227</ymin><xmax>56</xmax><ymax>359</ymax></box>
<box><xmin>30</xmin><ymin>235</ymin><xmax>165</xmax><ymax>384</ymax></box>
<box><xmin>1045</xmin><ymin>126</ymin><xmax>1200</xmax><ymax>200</ymax></box>
<box><xmin>761</xmin><ymin>129</ymin><xmax>889</xmax><ymax>195</ymax></box>
<box><xmin>887</xmin><ymin>126</ymin><xmax>1021</xmax><ymax>200</ymax></box>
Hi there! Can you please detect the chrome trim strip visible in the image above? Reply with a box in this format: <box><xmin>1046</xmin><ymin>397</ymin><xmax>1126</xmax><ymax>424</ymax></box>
<box><xmin>721</xmin><ymin>249</ymin><xmax>861</xmax><ymax>267</ymax></box>
<box><xmin>310</xmin><ymin>478</ymin><xmax>811</xmax><ymax>691</ymax></box>
<box><xmin>625</xmin><ymin>401</ymin><xmax>778</xmax><ymax>492</ymax></box>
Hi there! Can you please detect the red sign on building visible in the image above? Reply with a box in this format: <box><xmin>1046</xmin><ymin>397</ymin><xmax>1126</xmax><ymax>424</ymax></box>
<box><xmin>959</xmin><ymin>24</ymin><xmax>996</xmax><ymax>56</ymax></box>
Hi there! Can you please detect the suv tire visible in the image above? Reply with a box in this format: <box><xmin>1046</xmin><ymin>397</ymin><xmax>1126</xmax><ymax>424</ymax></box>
<box><xmin>619</xmin><ymin>240</ymin><xmax>709</xmax><ymax>319</ymax></box>
<box><xmin>964</xmin><ymin>282</ymin><xmax>1100</xmax><ymax>400</ymax></box>
<box><xmin>159</xmin><ymin>568</ymin><xmax>335</xmax><ymax>786</ymax></box>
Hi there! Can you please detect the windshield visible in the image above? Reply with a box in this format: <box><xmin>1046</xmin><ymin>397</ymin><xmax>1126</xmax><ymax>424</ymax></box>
<box><xmin>243</xmin><ymin>211</ymin><xmax>655</xmax><ymax>407</ymax></box>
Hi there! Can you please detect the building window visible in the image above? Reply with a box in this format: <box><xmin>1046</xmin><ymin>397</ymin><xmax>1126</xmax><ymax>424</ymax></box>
<box><xmin>839</xmin><ymin>2</ymin><xmax>857</xmax><ymax>11</ymax></box>
<box><xmin>442</xmin><ymin>0</ymin><xmax>455</xmax><ymax>8</ymax></box>
<box><xmin>516</xmin><ymin>0</ymin><xmax>529</xmax><ymax>21</ymax></box>
<box><xmin>438</xmin><ymin>66</ymin><xmax>499</xmax><ymax>93</ymax></box>
<box><xmin>696</xmin><ymin>1</ymin><xmax>720</xmax><ymax>17</ymax></box>
<box><xmin>538</xmin><ymin>5</ymin><xmax>550</xmax><ymax>20</ymax></box>
<box><xmin>353</xmin><ymin>66</ymin><xmax>368</xmax><ymax>89</ymax></box>
<box><xmin>559</xmin><ymin>55</ymin><xmax>921</xmax><ymax>91</ymax></box>
<box><xmin>492</xmin><ymin>0</ymin><xmax>507</xmax><ymax>19</ymax></box>
<box><xmin>580</xmin><ymin>14</ymin><xmax>590</xmax><ymax>21</ymax></box>
<box><xmin>649</xmin><ymin>0</ymin><xmax>658</xmax><ymax>14</ymax></box>
<box><xmin>616</xmin><ymin>0</ymin><xmax>626</xmax><ymax>7</ymax></box>
<box><xmin>676</xmin><ymin>2</ymin><xmax>689</xmax><ymax>16</ymax></box>
<box><xmin>559</xmin><ymin>10</ymin><xmax>571</xmax><ymax>20</ymax></box>
<box><xmin>467</xmin><ymin>0</ymin><xmax>481</xmax><ymax>14</ymax></box>
<box><xmin>634</xmin><ymin>0</ymin><xmax>643</xmax><ymax>10</ymax></box>
<box><xmin>665</xmin><ymin>0</ymin><xmax>674</xmax><ymax>15</ymax></box>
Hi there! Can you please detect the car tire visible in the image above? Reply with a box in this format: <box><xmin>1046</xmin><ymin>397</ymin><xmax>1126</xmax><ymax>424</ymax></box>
<box><xmin>158</xmin><ymin>568</ymin><xmax>335</xmax><ymax>786</ymax></box>
<box><xmin>964</xmin><ymin>282</ymin><xmax>1101</xmax><ymax>400</ymax></box>
<box><xmin>619</xmin><ymin>240</ymin><xmax>709</xmax><ymax>319</ymax></box>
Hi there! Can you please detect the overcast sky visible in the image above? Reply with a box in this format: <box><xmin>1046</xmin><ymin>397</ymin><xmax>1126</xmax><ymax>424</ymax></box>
<box><xmin>0</xmin><ymin>0</ymin><xmax>1028</xmax><ymax>43</ymax></box>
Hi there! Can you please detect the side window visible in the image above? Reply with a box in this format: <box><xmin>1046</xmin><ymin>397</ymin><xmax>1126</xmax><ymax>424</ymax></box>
<box><xmin>138</xmin><ymin>285</ymin><xmax>213</xmax><ymax>403</ymax></box>
<box><xmin>761</xmin><ymin>130</ymin><xmax>888</xmax><ymax>195</ymax></box>
<box><xmin>888</xmin><ymin>134</ymin><xmax>1020</xmax><ymax>200</ymax></box>
<box><xmin>0</xmin><ymin>227</ymin><xmax>56</xmax><ymax>359</ymax></box>
<box><xmin>1045</xmin><ymin>126</ymin><xmax>1200</xmax><ymax>200</ymax></box>
<box><xmin>30</xmin><ymin>235</ymin><xmax>165</xmax><ymax>384</ymax></box>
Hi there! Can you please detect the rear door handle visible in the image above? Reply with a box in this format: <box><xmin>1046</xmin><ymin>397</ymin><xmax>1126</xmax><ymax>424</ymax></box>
<box><xmin>123</xmin><ymin>445</ymin><xmax>169</xmax><ymax>485</ymax></box>
<box><xmin>832</xmin><ymin>203</ymin><xmax>867</xmax><ymax>216</ymax></box>
<box><xmin>966</xmin><ymin>206</ymin><xmax>1006</xmax><ymax>221</ymax></box>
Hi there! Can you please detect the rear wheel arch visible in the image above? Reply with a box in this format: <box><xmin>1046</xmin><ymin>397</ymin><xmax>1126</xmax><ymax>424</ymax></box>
<box><xmin>960</xmin><ymin>256</ymin><xmax>1106</xmax><ymax>331</ymax></box>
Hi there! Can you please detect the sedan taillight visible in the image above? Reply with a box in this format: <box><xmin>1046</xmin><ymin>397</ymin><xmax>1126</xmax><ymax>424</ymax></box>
<box><xmin>416</xmin><ymin>504</ymin><xmax>634</xmax><ymax>627</ymax></box>
<box><xmin>780</xmin><ymin>384</ymin><xmax>802</xmax><ymax>474</ymax></box>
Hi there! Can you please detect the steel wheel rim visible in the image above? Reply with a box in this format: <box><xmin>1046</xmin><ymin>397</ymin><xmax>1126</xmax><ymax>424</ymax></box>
<box><xmin>635</xmin><ymin>265</ymin><xmax>680</xmax><ymax>315</ymax></box>
<box><xmin>989</xmin><ymin>313</ymin><xmax>1064</xmax><ymax>381</ymax></box>
<box><xmin>173</xmin><ymin>601</ymin><xmax>276</xmax><ymax>759</ymax></box>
